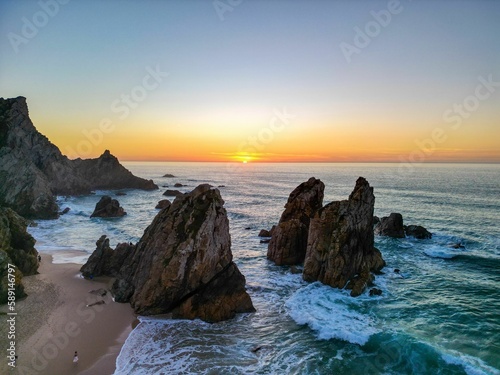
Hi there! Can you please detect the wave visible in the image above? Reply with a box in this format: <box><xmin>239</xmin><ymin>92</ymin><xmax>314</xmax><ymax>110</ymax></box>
<box><xmin>441</xmin><ymin>350</ymin><xmax>500</xmax><ymax>375</ymax></box>
<box><xmin>285</xmin><ymin>282</ymin><xmax>380</xmax><ymax>346</ymax></box>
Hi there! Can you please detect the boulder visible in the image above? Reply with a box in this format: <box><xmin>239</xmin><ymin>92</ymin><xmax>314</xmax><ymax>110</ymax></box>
<box><xmin>369</xmin><ymin>288</ymin><xmax>383</xmax><ymax>296</ymax></box>
<box><xmin>303</xmin><ymin>178</ymin><xmax>385</xmax><ymax>297</ymax></box>
<box><xmin>80</xmin><ymin>235</ymin><xmax>133</xmax><ymax>278</ymax></box>
<box><xmin>90</xmin><ymin>196</ymin><xmax>126</xmax><ymax>218</ymax></box>
<box><xmin>374</xmin><ymin>213</ymin><xmax>405</xmax><ymax>238</ymax></box>
<box><xmin>155</xmin><ymin>199</ymin><xmax>171</xmax><ymax>210</ymax></box>
<box><xmin>0</xmin><ymin>97</ymin><xmax>158</xmax><ymax>218</ymax></box>
<box><xmin>267</xmin><ymin>178</ymin><xmax>324</xmax><ymax>265</ymax></box>
<box><xmin>83</xmin><ymin>184</ymin><xmax>255</xmax><ymax>322</ymax></box>
<box><xmin>163</xmin><ymin>174</ymin><xmax>175</xmax><ymax>178</ymax></box>
<box><xmin>404</xmin><ymin>225</ymin><xmax>432</xmax><ymax>239</ymax></box>
<box><xmin>163</xmin><ymin>189</ymin><xmax>183</xmax><ymax>198</ymax></box>
<box><xmin>174</xmin><ymin>183</ymin><xmax>184</xmax><ymax>187</ymax></box>
<box><xmin>258</xmin><ymin>229</ymin><xmax>271</xmax><ymax>237</ymax></box>
<box><xmin>59</xmin><ymin>207</ymin><xmax>70</xmax><ymax>215</ymax></box>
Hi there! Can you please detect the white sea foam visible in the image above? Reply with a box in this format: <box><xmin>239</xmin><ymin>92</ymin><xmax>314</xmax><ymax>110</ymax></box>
<box><xmin>423</xmin><ymin>245</ymin><xmax>465</xmax><ymax>259</ymax></box>
<box><xmin>285</xmin><ymin>282</ymin><xmax>380</xmax><ymax>346</ymax></box>
<box><xmin>441</xmin><ymin>350</ymin><xmax>500</xmax><ymax>375</ymax></box>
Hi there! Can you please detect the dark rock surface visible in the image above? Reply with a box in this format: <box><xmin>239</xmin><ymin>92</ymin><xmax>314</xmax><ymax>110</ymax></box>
<box><xmin>404</xmin><ymin>225</ymin><xmax>432</xmax><ymax>239</ymax></box>
<box><xmin>80</xmin><ymin>235</ymin><xmax>133</xmax><ymax>278</ymax></box>
<box><xmin>90</xmin><ymin>196</ymin><xmax>126</xmax><ymax>218</ymax></box>
<box><xmin>163</xmin><ymin>174</ymin><xmax>175</xmax><ymax>178</ymax></box>
<box><xmin>155</xmin><ymin>199</ymin><xmax>171</xmax><ymax>210</ymax></box>
<box><xmin>0</xmin><ymin>207</ymin><xmax>39</xmax><ymax>303</ymax></box>
<box><xmin>374</xmin><ymin>213</ymin><xmax>405</xmax><ymax>238</ymax></box>
<box><xmin>81</xmin><ymin>184</ymin><xmax>255</xmax><ymax>322</ymax></box>
<box><xmin>0</xmin><ymin>97</ymin><xmax>158</xmax><ymax>218</ymax></box>
<box><xmin>163</xmin><ymin>189</ymin><xmax>183</xmax><ymax>198</ymax></box>
<box><xmin>303</xmin><ymin>177</ymin><xmax>385</xmax><ymax>297</ymax></box>
<box><xmin>267</xmin><ymin>177</ymin><xmax>324</xmax><ymax>265</ymax></box>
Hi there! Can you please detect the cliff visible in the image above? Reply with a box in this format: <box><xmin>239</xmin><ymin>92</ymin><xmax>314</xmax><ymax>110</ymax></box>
<box><xmin>0</xmin><ymin>207</ymin><xmax>39</xmax><ymax>303</ymax></box>
<box><xmin>0</xmin><ymin>97</ymin><xmax>158</xmax><ymax>219</ymax></box>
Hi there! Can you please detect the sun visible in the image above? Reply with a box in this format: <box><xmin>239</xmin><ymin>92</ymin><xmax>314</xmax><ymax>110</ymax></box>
<box><xmin>243</xmin><ymin>160</ymin><xmax>248</xmax><ymax>164</ymax></box>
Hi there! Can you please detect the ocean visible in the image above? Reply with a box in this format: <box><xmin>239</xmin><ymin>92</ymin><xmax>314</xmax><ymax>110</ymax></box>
<box><xmin>28</xmin><ymin>162</ymin><xmax>500</xmax><ymax>375</ymax></box>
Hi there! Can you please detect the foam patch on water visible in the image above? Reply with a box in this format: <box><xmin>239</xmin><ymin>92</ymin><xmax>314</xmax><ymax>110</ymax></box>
<box><xmin>423</xmin><ymin>245</ymin><xmax>467</xmax><ymax>259</ymax></box>
<box><xmin>285</xmin><ymin>282</ymin><xmax>380</xmax><ymax>346</ymax></box>
<box><xmin>441</xmin><ymin>350</ymin><xmax>500</xmax><ymax>375</ymax></box>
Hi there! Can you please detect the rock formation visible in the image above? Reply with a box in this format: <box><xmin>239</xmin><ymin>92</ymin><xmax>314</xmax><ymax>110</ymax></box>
<box><xmin>163</xmin><ymin>189</ymin><xmax>183</xmax><ymax>198</ymax></box>
<box><xmin>0</xmin><ymin>97</ymin><xmax>158</xmax><ymax>218</ymax></box>
<box><xmin>80</xmin><ymin>236</ymin><xmax>133</xmax><ymax>278</ymax></box>
<box><xmin>303</xmin><ymin>178</ymin><xmax>385</xmax><ymax>297</ymax></box>
<box><xmin>374</xmin><ymin>213</ymin><xmax>405</xmax><ymax>238</ymax></box>
<box><xmin>81</xmin><ymin>184</ymin><xmax>255</xmax><ymax>322</ymax></box>
<box><xmin>0</xmin><ymin>207</ymin><xmax>39</xmax><ymax>303</ymax></box>
<box><xmin>155</xmin><ymin>199</ymin><xmax>171</xmax><ymax>210</ymax></box>
<box><xmin>267</xmin><ymin>178</ymin><xmax>324</xmax><ymax>265</ymax></box>
<box><xmin>90</xmin><ymin>196</ymin><xmax>126</xmax><ymax>218</ymax></box>
<box><xmin>404</xmin><ymin>225</ymin><xmax>432</xmax><ymax>239</ymax></box>
<box><xmin>258</xmin><ymin>226</ymin><xmax>276</xmax><ymax>237</ymax></box>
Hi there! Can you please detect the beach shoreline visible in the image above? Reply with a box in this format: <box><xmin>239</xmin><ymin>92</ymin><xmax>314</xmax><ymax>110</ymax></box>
<box><xmin>1</xmin><ymin>252</ymin><xmax>136</xmax><ymax>375</ymax></box>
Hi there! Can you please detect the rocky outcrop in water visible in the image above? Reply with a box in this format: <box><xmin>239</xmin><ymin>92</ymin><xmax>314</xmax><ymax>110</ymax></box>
<box><xmin>303</xmin><ymin>178</ymin><xmax>385</xmax><ymax>297</ymax></box>
<box><xmin>0</xmin><ymin>97</ymin><xmax>158</xmax><ymax>218</ymax></box>
<box><xmin>163</xmin><ymin>189</ymin><xmax>183</xmax><ymax>198</ymax></box>
<box><xmin>404</xmin><ymin>225</ymin><xmax>432</xmax><ymax>239</ymax></box>
<box><xmin>81</xmin><ymin>184</ymin><xmax>255</xmax><ymax>322</ymax></box>
<box><xmin>374</xmin><ymin>213</ymin><xmax>405</xmax><ymax>238</ymax></box>
<box><xmin>90</xmin><ymin>196</ymin><xmax>127</xmax><ymax>218</ymax></box>
<box><xmin>155</xmin><ymin>199</ymin><xmax>171</xmax><ymax>210</ymax></box>
<box><xmin>0</xmin><ymin>207</ymin><xmax>39</xmax><ymax>303</ymax></box>
<box><xmin>267</xmin><ymin>178</ymin><xmax>324</xmax><ymax>265</ymax></box>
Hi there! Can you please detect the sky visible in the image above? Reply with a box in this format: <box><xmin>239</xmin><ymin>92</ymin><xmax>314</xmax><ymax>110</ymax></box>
<box><xmin>0</xmin><ymin>0</ymin><xmax>499</xmax><ymax>163</ymax></box>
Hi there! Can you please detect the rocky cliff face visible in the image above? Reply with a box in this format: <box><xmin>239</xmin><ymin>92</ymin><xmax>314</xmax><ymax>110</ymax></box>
<box><xmin>374</xmin><ymin>213</ymin><xmax>405</xmax><ymax>238</ymax></box>
<box><xmin>267</xmin><ymin>177</ymin><xmax>325</xmax><ymax>265</ymax></box>
<box><xmin>0</xmin><ymin>207</ymin><xmax>39</xmax><ymax>303</ymax></box>
<box><xmin>0</xmin><ymin>97</ymin><xmax>158</xmax><ymax>218</ymax></box>
<box><xmin>303</xmin><ymin>178</ymin><xmax>385</xmax><ymax>296</ymax></box>
<box><xmin>81</xmin><ymin>184</ymin><xmax>255</xmax><ymax>322</ymax></box>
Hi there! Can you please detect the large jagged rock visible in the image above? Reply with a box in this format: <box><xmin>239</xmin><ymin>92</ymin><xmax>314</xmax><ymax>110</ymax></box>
<box><xmin>374</xmin><ymin>213</ymin><xmax>405</xmax><ymax>238</ymax></box>
<box><xmin>303</xmin><ymin>178</ymin><xmax>385</xmax><ymax>297</ymax></box>
<box><xmin>0</xmin><ymin>97</ymin><xmax>158</xmax><ymax>218</ymax></box>
<box><xmin>267</xmin><ymin>177</ymin><xmax>324</xmax><ymax>265</ymax></box>
<box><xmin>81</xmin><ymin>184</ymin><xmax>255</xmax><ymax>322</ymax></box>
<box><xmin>0</xmin><ymin>207</ymin><xmax>39</xmax><ymax>303</ymax></box>
<box><xmin>90</xmin><ymin>196</ymin><xmax>127</xmax><ymax>218</ymax></box>
<box><xmin>80</xmin><ymin>235</ymin><xmax>133</xmax><ymax>278</ymax></box>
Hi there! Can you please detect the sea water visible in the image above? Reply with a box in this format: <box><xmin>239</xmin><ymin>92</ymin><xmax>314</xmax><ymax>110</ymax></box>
<box><xmin>28</xmin><ymin>162</ymin><xmax>500</xmax><ymax>375</ymax></box>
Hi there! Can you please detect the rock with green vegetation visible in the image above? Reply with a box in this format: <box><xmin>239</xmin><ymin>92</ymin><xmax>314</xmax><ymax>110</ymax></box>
<box><xmin>0</xmin><ymin>96</ymin><xmax>158</xmax><ymax>218</ymax></box>
<box><xmin>0</xmin><ymin>207</ymin><xmax>39</xmax><ymax>304</ymax></box>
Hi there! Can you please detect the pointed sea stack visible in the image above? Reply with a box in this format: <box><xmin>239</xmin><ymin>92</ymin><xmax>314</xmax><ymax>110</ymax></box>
<box><xmin>303</xmin><ymin>177</ymin><xmax>385</xmax><ymax>296</ymax></box>
<box><xmin>82</xmin><ymin>184</ymin><xmax>255</xmax><ymax>322</ymax></box>
<box><xmin>267</xmin><ymin>177</ymin><xmax>324</xmax><ymax>265</ymax></box>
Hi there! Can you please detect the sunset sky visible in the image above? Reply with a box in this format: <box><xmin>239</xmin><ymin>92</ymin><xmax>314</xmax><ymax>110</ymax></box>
<box><xmin>1</xmin><ymin>0</ymin><xmax>499</xmax><ymax>163</ymax></box>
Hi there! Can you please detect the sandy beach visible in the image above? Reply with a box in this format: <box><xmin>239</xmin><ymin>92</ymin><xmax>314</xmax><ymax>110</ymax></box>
<box><xmin>0</xmin><ymin>253</ymin><xmax>136</xmax><ymax>375</ymax></box>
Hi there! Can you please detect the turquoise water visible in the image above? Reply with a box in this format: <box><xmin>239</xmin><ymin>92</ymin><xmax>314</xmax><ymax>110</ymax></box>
<box><xmin>29</xmin><ymin>163</ymin><xmax>500</xmax><ymax>374</ymax></box>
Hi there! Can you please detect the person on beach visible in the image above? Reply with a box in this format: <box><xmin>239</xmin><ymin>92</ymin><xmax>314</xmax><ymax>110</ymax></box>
<box><xmin>73</xmin><ymin>351</ymin><xmax>79</xmax><ymax>364</ymax></box>
<box><xmin>38</xmin><ymin>255</ymin><xmax>41</xmax><ymax>262</ymax></box>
